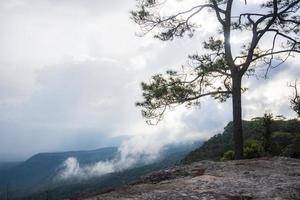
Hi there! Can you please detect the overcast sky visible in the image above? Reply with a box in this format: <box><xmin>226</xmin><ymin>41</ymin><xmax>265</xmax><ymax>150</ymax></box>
<box><xmin>0</xmin><ymin>0</ymin><xmax>299</xmax><ymax>161</ymax></box>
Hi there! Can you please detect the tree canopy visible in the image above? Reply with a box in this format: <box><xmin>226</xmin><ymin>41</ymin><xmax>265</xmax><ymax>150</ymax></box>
<box><xmin>131</xmin><ymin>0</ymin><xmax>300</xmax><ymax>159</ymax></box>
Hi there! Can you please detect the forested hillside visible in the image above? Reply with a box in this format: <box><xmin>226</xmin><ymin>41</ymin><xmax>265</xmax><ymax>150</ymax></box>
<box><xmin>182</xmin><ymin>118</ymin><xmax>300</xmax><ymax>164</ymax></box>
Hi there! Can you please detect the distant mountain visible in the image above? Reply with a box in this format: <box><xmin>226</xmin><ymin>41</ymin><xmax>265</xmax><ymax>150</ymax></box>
<box><xmin>0</xmin><ymin>143</ymin><xmax>200</xmax><ymax>200</ymax></box>
<box><xmin>0</xmin><ymin>147</ymin><xmax>118</xmax><ymax>196</ymax></box>
<box><xmin>0</xmin><ymin>162</ymin><xmax>21</xmax><ymax>171</ymax></box>
<box><xmin>0</xmin><ymin>143</ymin><xmax>201</xmax><ymax>200</ymax></box>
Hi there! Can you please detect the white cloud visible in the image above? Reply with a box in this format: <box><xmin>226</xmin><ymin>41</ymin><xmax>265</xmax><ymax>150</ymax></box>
<box><xmin>57</xmin><ymin>157</ymin><xmax>115</xmax><ymax>180</ymax></box>
<box><xmin>243</xmin><ymin>61</ymin><xmax>300</xmax><ymax>119</ymax></box>
<box><xmin>56</xmin><ymin>125</ymin><xmax>200</xmax><ymax>180</ymax></box>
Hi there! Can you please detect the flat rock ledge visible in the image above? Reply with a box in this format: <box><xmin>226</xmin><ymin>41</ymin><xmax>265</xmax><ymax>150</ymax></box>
<box><xmin>81</xmin><ymin>157</ymin><xmax>300</xmax><ymax>200</ymax></box>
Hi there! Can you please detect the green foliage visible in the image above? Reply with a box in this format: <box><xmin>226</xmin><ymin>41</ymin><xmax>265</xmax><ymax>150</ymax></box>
<box><xmin>270</xmin><ymin>131</ymin><xmax>300</xmax><ymax>157</ymax></box>
<box><xmin>221</xmin><ymin>140</ymin><xmax>263</xmax><ymax>161</ymax></box>
<box><xmin>182</xmin><ymin>132</ymin><xmax>233</xmax><ymax>163</ymax></box>
<box><xmin>182</xmin><ymin>118</ymin><xmax>300</xmax><ymax>164</ymax></box>
<box><xmin>281</xmin><ymin>135</ymin><xmax>300</xmax><ymax>158</ymax></box>
<box><xmin>271</xmin><ymin>132</ymin><xmax>289</xmax><ymax>156</ymax></box>
<box><xmin>135</xmin><ymin>57</ymin><xmax>231</xmax><ymax>124</ymax></box>
<box><xmin>243</xmin><ymin>140</ymin><xmax>263</xmax><ymax>159</ymax></box>
<box><xmin>220</xmin><ymin>140</ymin><xmax>264</xmax><ymax>161</ymax></box>
<box><xmin>221</xmin><ymin>140</ymin><xmax>264</xmax><ymax>161</ymax></box>
<box><xmin>262</xmin><ymin>113</ymin><xmax>273</xmax><ymax>153</ymax></box>
<box><xmin>221</xmin><ymin>150</ymin><xmax>235</xmax><ymax>161</ymax></box>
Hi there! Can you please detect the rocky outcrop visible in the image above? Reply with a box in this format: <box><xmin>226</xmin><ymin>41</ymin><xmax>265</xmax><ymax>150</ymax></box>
<box><xmin>81</xmin><ymin>157</ymin><xmax>300</xmax><ymax>200</ymax></box>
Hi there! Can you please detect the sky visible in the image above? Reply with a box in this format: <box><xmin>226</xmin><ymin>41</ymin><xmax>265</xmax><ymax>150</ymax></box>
<box><xmin>0</xmin><ymin>0</ymin><xmax>299</xmax><ymax>161</ymax></box>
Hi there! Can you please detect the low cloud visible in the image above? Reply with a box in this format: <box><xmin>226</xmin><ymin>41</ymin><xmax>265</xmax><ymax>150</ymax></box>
<box><xmin>58</xmin><ymin>157</ymin><xmax>115</xmax><ymax>180</ymax></box>
<box><xmin>56</xmin><ymin>123</ymin><xmax>201</xmax><ymax>180</ymax></box>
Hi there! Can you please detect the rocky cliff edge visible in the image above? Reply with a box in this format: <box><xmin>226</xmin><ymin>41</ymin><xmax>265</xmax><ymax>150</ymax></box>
<box><xmin>80</xmin><ymin>157</ymin><xmax>300</xmax><ymax>200</ymax></box>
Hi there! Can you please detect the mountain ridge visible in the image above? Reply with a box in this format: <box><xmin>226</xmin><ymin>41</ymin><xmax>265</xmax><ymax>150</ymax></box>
<box><xmin>0</xmin><ymin>146</ymin><xmax>119</xmax><ymax>196</ymax></box>
<box><xmin>0</xmin><ymin>143</ymin><xmax>200</xmax><ymax>200</ymax></box>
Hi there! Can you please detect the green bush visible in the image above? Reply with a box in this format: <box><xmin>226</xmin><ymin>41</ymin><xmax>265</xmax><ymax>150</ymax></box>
<box><xmin>243</xmin><ymin>140</ymin><xmax>263</xmax><ymax>159</ymax></box>
<box><xmin>221</xmin><ymin>150</ymin><xmax>235</xmax><ymax>161</ymax></box>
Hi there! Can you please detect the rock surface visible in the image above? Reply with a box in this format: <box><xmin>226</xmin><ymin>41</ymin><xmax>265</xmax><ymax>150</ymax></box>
<box><xmin>81</xmin><ymin>157</ymin><xmax>300</xmax><ymax>200</ymax></box>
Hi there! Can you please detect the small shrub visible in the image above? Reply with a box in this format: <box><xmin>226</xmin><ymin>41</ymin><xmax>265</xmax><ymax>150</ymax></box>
<box><xmin>221</xmin><ymin>150</ymin><xmax>235</xmax><ymax>161</ymax></box>
<box><xmin>243</xmin><ymin>140</ymin><xmax>263</xmax><ymax>159</ymax></box>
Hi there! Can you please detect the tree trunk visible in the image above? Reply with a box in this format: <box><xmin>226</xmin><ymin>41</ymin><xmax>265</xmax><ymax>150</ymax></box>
<box><xmin>232</xmin><ymin>73</ymin><xmax>243</xmax><ymax>159</ymax></box>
